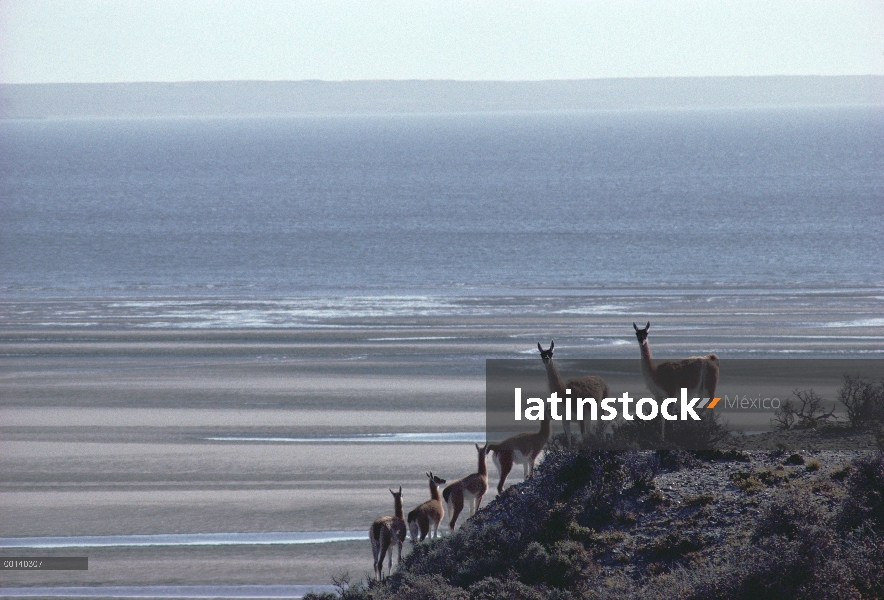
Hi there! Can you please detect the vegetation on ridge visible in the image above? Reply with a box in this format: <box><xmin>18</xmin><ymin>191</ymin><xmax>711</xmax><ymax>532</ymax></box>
<box><xmin>307</xmin><ymin>376</ymin><xmax>884</xmax><ymax>599</ymax></box>
<box><xmin>308</xmin><ymin>444</ymin><xmax>884</xmax><ymax>600</ymax></box>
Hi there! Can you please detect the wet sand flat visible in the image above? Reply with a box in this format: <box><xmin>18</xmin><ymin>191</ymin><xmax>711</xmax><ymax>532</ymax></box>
<box><xmin>0</xmin><ymin>433</ymin><xmax>500</xmax><ymax>586</ymax></box>
<box><xmin>0</xmin><ymin>327</ymin><xmax>503</xmax><ymax>587</ymax></box>
<box><xmin>1</xmin><ymin>441</ymin><xmax>492</xmax><ymax>535</ymax></box>
<box><xmin>1</xmin><ymin>310</ymin><xmax>880</xmax><ymax>588</ymax></box>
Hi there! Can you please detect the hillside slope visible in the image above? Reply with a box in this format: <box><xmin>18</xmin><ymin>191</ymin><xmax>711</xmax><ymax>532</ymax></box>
<box><xmin>310</xmin><ymin>444</ymin><xmax>884</xmax><ymax>599</ymax></box>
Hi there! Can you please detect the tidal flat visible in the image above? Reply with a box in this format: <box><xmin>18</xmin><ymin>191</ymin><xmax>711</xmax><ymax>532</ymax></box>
<box><xmin>1</xmin><ymin>294</ymin><xmax>881</xmax><ymax>589</ymax></box>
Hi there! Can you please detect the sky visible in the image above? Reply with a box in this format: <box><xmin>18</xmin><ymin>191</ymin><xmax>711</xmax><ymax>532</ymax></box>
<box><xmin>1</xmin><ymin>1</ymin><xmax>883</xmax><ymax>84</ymax></box>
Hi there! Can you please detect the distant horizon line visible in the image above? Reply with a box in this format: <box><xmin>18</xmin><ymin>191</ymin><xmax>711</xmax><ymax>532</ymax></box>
<box><xmin>5</xmin><ymin>76</ymin><xmax>880</xmax><ymax>119</ymax></box>
<box><xmin>4</xmin><ymin>74</ymin><xmax>883</xmax><ymax>86</ymax></box>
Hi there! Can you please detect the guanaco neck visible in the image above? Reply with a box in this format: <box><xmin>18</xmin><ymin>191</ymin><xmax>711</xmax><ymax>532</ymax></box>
<box><xmin>429</xmin><ymin>479</ymin><xmax>441</xmax><ymax>502</ymax></box>
<box><xmin>394</xmin><ymin>496</ymin><xmax>403</xmax><ymax>519</ymax></box>
<box><xmin>477</xmin><ymin>450</ymin><xmax>487</xmax><ymax>476</ymax></box>
<box><xmin>543</xmin><ymin>358</ymin><xmax>566</xmax><ymax>394</ymax></box>
<box><xmin>639</xmin><ymin>337</ymin><xmax>656</xmax><ymax>376</ymax></box>
<box><xmin>538</xmin><ymin>418</ymin><xmax>551</xmax><ymax>439</ymax></box>
<box><xmin>540</xmin><ymin>360</ymin><xmax>560</xmax><ymax>438</ymax></box>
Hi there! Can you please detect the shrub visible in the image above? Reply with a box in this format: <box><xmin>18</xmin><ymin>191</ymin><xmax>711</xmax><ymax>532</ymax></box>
<box><xmin>729</xmin><ymin>466</ymin><xmax>793</xmax><ymax>493</ymax></box>
<box><xmin>840</xmin><ymin>376</ymin><xmax>884</xmax><ymax>429</ymax></box>
<box><xmin>467</xmin><ymin>573</ymin><xmax>551</xmax><ymax>600</ymax></box>
<box><xmin>575</xmin><ymin>420</ymin><xmax>623</xmax><ymax>452</ymax></box>
<box><xmin>769</xmin><ymin>441</ymin><xmax>790</xmax><ymax>459</ymax></box>
<box><xmin>376</xmin><ymin>573</ymin><xmax>471</xmax><ymax>600</ymax></box>
<box><xmin>655</xmin><ymin>448</ymin><xmax>699</xmax><ymax>471</ymax></box>
<box><xmin>640</xmin><ymin>531</ymin><xmax>705</xmax><ymax>563</ymax></box>
<box><xmin>772</xmin><ymin>389</ymin><xmax>837</xmax><ymax>431</ymax></box>
<box><xmin>646</xmin><ymin>487</ymin><xmax>666</xmax><ymax>505</ymax></box>
<box><xmin>786</xmin><ymin>453</ymin><xmax>805</xmax><ymax>465</ymax></box>
<box><xmin>692</xmin><ymin>448</ymin><xmax>751</xmax><ymax>463</ymax></box>
<box><xmin>581</xmin><ymin>529</ymin><xmax>626</xmax><ymax>551</ymax></box>
<box><xmin>840</xmin><ymin>453</ymin><xmax>884</xmax><ymax>532</ymax></box>
<box><xmin>831</xmin><ymin>462</ymin><xmax>853</xmax><ymax>481</ymax></box>
<box><xmin>517</xmin><ymin>540</ymin><xmax>594</xmax><ymax>589</ymax></box>
<box><xmin>685</xmin><ymin>493</ymin><xmax>715</xmax><ymax>507</ymax></box>
<box><xmin>754</xmin><ymin>490</ymin><xmax>828</xmax><ymax>540</ymax></box>
<box><xmin>623</xmin><ymin>451</ymin><xmax>661</xmax><ymax>491</ymax></box>
<box><xmin>756</xmin><ymin>465</ymin><xmax>793</xmax><ymax>485</ymax></box>
<box><xmin>772</xmin><ymin>400</ymin><xmax>796</xmax><ymax>431</ymax></box>
<box><xmin>613</xmin><ymin>411</ymin><xmax>732</xmax><ymax>451</ymax></box>
<box><xmin>729</xmin><ymin>470</ymin><xmax>764</xmax><ymax>493</ymax></box>
<box><xmin>663</xmin><ymin>412</ymin><xmax>732</xmax><ymax>450</ymax></box>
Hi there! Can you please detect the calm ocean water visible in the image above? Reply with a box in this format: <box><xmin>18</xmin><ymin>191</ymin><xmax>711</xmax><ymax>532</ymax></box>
<box><xmin>1</xmin><ymin>106</ymin><xmax>882</xmax><ymax>334</ymax></box>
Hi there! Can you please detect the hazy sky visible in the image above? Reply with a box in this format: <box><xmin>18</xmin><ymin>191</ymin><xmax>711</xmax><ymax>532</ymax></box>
<box><xmin>2</xmin><ymin>1</ymin><xmax>883</xmax><ymax>84</ymax></box>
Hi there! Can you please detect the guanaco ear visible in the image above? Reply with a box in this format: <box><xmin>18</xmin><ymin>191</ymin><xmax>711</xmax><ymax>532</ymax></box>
<box><xmin>537</xmin><ymin>342</ymin><xmax>543</xmax><ymax>353</ymax></box>
<box><xmin>549</xmin><ymin>340</ymin><xmax>554</xmax><ymax>350</ymax></box>
<box><xmin>389</xmin><ymin>488</ymin><xmax>395</xmax><ymax>496</ymax></box>
<box><xmin>645</xmin><ymin>321</ymin><xmax>650</xmax><ymax>330</ymax></box>
<box><xmin>398</xmin><ymin>486</ymin><xmax>402</xmax><ymax>494</ymax></box>
<box><xmin>426</xmin><ymin>471</ymin><xmax>431</xmax><ymax>479</ymax></box>
<box><xmin>633</xmin><ymin>322</ymin><xmax>638</xmax><ymax>331</ymax></box>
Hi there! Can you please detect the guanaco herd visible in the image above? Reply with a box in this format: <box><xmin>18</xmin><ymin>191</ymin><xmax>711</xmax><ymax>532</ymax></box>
<box><xmin>369</xmin><ymin>321</ymin><xmax>719</xmax><ymax>579</ymax></box>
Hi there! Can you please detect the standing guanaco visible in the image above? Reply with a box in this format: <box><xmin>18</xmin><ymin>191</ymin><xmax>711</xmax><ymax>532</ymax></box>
<box><xmin>442</xmin><ymin>444</ymin><xmax>489</xmax><ymax>531</ymax></box>
<box><xmin>633</xmin><ymin>322</ymin><xmax>719</xmax><ymax>440</ymax></box>
<box><xmin>369</xmin><ymin>487</ymin><xmax>406</xmax><ymax>580</ymax></box>
<box><xmin>407</xmin><ymin>472</ymin><xmax>447</xmax><ymax>542</ymax></box>
<box><xmin>538</xmin><ymin>340</ymin><xmax>609</xmax><ymax>447</ymax></box>
<box><xmin>487</xmin><ymin>416</ymin><xmax>550</xmax><ymax>494</ymax></box>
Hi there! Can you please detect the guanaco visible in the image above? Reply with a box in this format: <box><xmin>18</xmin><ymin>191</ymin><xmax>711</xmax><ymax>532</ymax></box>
<box><xmin>633</xmin><ymin>322</ymin><xmax>719</xmax><ymax>440</ymax></box>
<box><xmin>487</xmin><ymin>416</ymin><xmax>550</xmax><ymax>494</ymax></box>
<box><xmin>538</xmin><ymin>340</ymin><xmax>609</xmax><ymax>447</ymax></box>
<box><xmin>442</xmin><ymin>444</ymin><xmax>489</xmax><ymax>531</ymax></box>
<box><xmin>407</xmin><ymin>472</ymin><xmax>447</xmax><ymax>542</ymax></box>
<box><xmin>369</xmin><ymin>487</ymin><xmax>406</xmax><ymax>580</ymax></box>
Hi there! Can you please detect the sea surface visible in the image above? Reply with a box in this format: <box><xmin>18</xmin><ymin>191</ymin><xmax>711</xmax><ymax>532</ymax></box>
<box><xmin>2</xmin><ymin>106</ymin><xmax>883</xmax><ymax>352</ymax></box>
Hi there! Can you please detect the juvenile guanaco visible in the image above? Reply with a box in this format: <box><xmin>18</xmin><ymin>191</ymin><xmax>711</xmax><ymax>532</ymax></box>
<box><xmin>369</xmin><ymin>487</ymin><xmax>406</xmax><ymax>580</ymax></box>
<box><xmin>487</xmin><ymin>417</ymin><xmax>550</xmax><ymax>494</ymax></box>
<box><xmin>442</xmin><ymin>444</ymin><xmax>489</xmax><ymax>531</ymax></box>
<box><xmin>407</xmin><ymin>472</ymin><xmax>447</xmax><ymax>542</ymax></box>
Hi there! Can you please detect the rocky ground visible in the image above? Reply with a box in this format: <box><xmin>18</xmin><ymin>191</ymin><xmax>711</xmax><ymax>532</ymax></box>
<box><xmin>603</xmin><ymin>448</ymin><xmax>862</xmax><ymax>582</ymax></box>
<box><xmin>307</xmin><ymin>427</ymin><xmax>884</xmax><ymax>600</ymax></box>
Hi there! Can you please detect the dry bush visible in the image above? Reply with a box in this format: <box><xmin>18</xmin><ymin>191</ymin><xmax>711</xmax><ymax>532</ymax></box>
<box><xmin>772</xmin><ymin>389</ymin><xmax>837</xmax><ymax>431</ymax></box>
<box><xmin>840</xmin><ymin>376</ymin><xmax>884</xmax><ymax>429</ymax></box>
